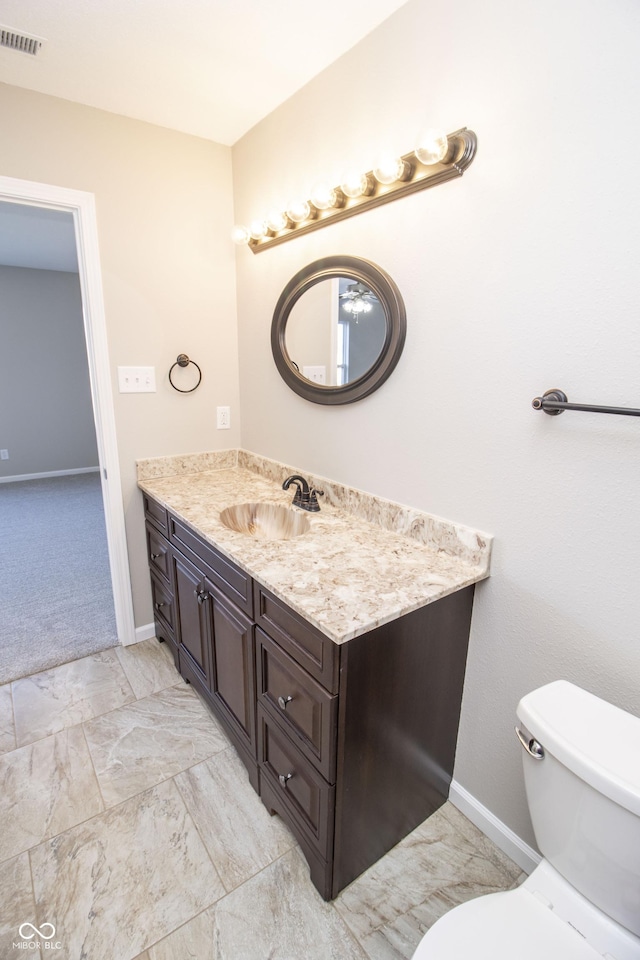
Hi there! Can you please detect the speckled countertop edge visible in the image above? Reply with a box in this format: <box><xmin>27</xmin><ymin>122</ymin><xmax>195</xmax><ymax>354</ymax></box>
<box><xmin>137</xmin><ymin>450</ymin><xmax>493</xmax><ymax>644</ymax></box>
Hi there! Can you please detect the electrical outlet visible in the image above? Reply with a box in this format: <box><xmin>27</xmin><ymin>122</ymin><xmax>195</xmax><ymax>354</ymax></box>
<box><xmin>0</xmin><ymin>449</ymin><xmax>8</xmax><ymax>460</ymax></box>
<box><xmin>216</xmin><ymin>406</ymin><xmax>231</xmax><ymax>429</ymax></box>
<box><xmin>117</xmin><ymin>366</ymin><xmax>156</xmax><ymax>393</ymax></box>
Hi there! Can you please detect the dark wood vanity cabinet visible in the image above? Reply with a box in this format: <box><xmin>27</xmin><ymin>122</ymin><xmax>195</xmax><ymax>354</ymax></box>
<box><xmin>142</xmin><ymin>493</ymin><xmax>475</xmax><ymax>900</ymax></box>
<box><xmin>143</xmin><ymin>495</ymin><xmax>179</xmax><ymax>669</ymax></box>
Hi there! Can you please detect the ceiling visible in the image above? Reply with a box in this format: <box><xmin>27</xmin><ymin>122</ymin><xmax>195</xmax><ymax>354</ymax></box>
<box><xmin>0</xmin><ymin>1</ymin><xmax>410</xmax><ymax>270</ymax></box>
<box><xmin>0</xmin><ymin>0</ymin><xmax>409</xmax><ymax>145</ymax></box>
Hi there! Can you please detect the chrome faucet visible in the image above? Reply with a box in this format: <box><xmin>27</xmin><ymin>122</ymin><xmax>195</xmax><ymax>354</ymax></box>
<box><xmin>282</xmin><ymin>475</ymin><xmax>324</xmax><ymax>512</ymax></box>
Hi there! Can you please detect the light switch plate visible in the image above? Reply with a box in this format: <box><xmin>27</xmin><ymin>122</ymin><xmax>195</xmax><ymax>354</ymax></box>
<box><xmin>302</xmin><ymin>365</ymin><xmax>326</xmax><ymax>384</ymax></box>
<box><xmin>117</xmin><ymin>366</ymin><xmax>156</xmax><ymax>393</ymax></box>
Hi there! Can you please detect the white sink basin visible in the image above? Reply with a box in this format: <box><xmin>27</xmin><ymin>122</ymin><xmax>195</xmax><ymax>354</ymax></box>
<box><xmin>219</xmin><ymin>502</ymin><xmax>311</xmax><ymax>540</ymax></box>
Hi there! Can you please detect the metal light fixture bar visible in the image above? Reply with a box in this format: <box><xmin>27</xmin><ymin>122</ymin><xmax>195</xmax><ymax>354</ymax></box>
<box><xmin>244</xmin><ymin>127</ymin><xmax>477</xmax><ymax>254</ymax></box>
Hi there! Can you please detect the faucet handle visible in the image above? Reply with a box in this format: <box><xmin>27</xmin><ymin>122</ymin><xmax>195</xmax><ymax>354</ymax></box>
<box><xmin>308</xmin><ymin>488</ymin><xmax>324</xmax><ymax>512</ymax></box>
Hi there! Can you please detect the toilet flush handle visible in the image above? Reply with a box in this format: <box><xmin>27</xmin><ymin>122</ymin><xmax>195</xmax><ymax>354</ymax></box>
<box><xmin>515</xmin><ymin>725</ymin><xmax>545</xmax><ymax>760</ymax></box>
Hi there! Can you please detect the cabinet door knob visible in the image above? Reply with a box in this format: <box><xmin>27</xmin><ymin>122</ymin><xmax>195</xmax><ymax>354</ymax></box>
<box><xmin>194</xmin><ymin>588</ymin><xmax>209</xmax><ymax>604</ymax></box>
<box><xmin>278</xmin><ymin>773</ymin><xmax>292</xmax><ymax>787</ymax></box>
<box><xmin>151</xmin><ymin>552</ymin><xmax>161</xmax><ymax>560</ymax></box>
<box><xmin>154</xmin><ymin>602</ymin><xmax>165</xmax><ymax>610</ymax></box>
<box><xmin>277</xmin><ymin>695</ymin><xmax>293</xmax><ymax>710</ymax></box>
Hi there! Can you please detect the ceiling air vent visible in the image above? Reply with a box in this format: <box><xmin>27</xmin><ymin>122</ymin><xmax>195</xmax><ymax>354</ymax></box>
<box><xmin>0</xmin><ymin>26</ymin><xmax>44</xmax><ymax>57</ymax></box>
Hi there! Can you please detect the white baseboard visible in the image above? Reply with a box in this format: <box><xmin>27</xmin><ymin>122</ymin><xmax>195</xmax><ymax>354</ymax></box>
<box><xmin>0</xmin><ymin>466</ymin><xmax>100</xmax><ymax>484</ymax></box>
<box><xmin>121</xmin><ymin>622</ymin><xmax>156</xmax><ymax>647</ymax></box>
<box><xmin>449</xmin><ymin>779</ymin><xmax>541</xmax><ymax>875</ymax></box>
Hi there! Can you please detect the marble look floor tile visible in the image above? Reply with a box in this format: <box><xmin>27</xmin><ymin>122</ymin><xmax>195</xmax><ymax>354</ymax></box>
<box><xmin>0</xmin><ymin>683</ymin><xmax>16</xmax><ymax>754</ymax></box>
<box><xmin>334</xmin><ymin>803</ymin><xmax>522</xmax><ymax>960</ymax></box>
<box><xmin>30</xmin><ymin>779</ymin><xmax>225</xmax><ymax>960</ymax></box>
<box><xmin>0</xmin><ymin>852</ymin><xmax>39</xmax><ymax>957</ymax></box>
<box><xmin>115</xmin><ymin>638</ymin><xmax>180</xmax><ymax>700</ymax></box>
<box><xmin>83</xmin><ymin>683</ymin><xmax>229</xmax><ymax>806</ymax></box>
<box><xmin>146</xmin><ymin>907</ymin><xmax>216</xmax><ymax>960</ymax></box>
<box><xmin>12</xmin><ymin>649</ymin><xmax>135</xmax><ymax>747</ymax></box>
<box><xmin>0</xmin><ymin>726</ymin><xmax>104</xmax><ymax>863</ymax></box>
<box><xmin>146</xmin><ymin>849</ymin><xmax>368</xmax><ymax>960</ymax></box>
<box><xmin>176</xmin><ymin>747</ymin><xmax>295</xmax><ymax>892</ymax></box>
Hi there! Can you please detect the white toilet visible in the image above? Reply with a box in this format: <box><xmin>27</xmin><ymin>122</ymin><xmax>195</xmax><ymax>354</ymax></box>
<box><xmin>412</xmin><ymin>680</ymin><xmax>640</xmax><ymax>959</ymax></box>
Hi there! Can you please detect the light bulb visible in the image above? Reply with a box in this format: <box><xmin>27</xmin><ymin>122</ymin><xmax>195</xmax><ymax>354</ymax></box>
<box><xmin>340</xmin><ymin>172</ymin><xmax>374</xmax><ymax>199</ymax></box>
<box><xmin>231</xmin><ymin>224</ymin><xmax>251</xmax><ymax>245</ymax></box>
<box><xmin>415</xmin><ymin>129</ymin><xmax>449</xmax><ymax>165</ymax></box>
<box><xmin>266</xmin><ymin>209</ymin><xmax>289</xmax><ymax>233</ymax></box>
<box><xmin>373</xmin><ymin>155</ymin><xmax>411</xmax><ymax>185</ymax></box>
<box><xmin>309</xmin><ymin>182</ymin><xmax>342</xmax><ymax>210</ymax></box>
<box><xmin>343</xmin><ymin>299</ymin><xmax>372</xmax><ymax>315</ymax></box>
<box><xmin>286</xmin><ymin>200</ymin><xmax>313</xmax><ymax>223</ymax></box>
<box><xmin>249</xmin><ymin>219</ymin><xmax>268</xmax><ymax>241</ymax></box>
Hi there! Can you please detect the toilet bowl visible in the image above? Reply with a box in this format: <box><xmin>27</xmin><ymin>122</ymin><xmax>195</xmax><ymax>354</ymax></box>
<box><xmin>411</xmin><ymin>681</ymin><xmax>640</xmax><ymax>960</ymax></box>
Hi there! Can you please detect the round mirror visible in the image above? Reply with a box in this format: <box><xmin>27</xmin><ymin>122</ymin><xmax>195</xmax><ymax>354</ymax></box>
<box><xmin>271</xmin><ymin>256</ymin><xmax>406</xmax><ymax>404</ymax></box>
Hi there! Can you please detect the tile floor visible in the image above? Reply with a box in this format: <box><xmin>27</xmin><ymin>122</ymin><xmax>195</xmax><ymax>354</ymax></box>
<box><xmin>0</xmin><ymin>639</ymin><xmax>525</xmax><ymax>959</ymax></box>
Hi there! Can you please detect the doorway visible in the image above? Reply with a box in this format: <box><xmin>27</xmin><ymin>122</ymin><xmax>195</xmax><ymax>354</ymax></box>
<box><xmin>0</xmin><ymin>175</ymin><xmax>135</xmax><ymax>680</ymax></box>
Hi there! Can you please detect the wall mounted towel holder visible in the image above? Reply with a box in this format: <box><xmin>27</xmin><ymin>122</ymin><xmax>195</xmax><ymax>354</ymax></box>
<box><xmin>532</xmin><ymin>388</ymin><xmax>640</xmax><ymax>418</ymax></box>
<box><xmin>169</xmin><ymin>354</ymin><xmax>202</xmax><ymax>393</ymax></box>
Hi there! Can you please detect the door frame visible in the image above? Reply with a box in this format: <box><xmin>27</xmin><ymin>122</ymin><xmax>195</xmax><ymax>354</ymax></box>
<box><xmin>0</xmin><ymin>174</ymin><xmax>136</xmax><ymax>645</ymax></box>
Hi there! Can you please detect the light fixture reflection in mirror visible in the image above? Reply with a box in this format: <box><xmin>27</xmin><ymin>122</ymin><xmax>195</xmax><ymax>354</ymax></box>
<box><xmin>233</xmin><ymin>127</ymin><xmax>477</xmax><ymax>253</ymax></box>
<box><xmin>285</xmin><ymin>278</ymin><xmax>386</xmax><ymax>387</ymax></box>
<box><xmin>271</xmin><ymin>256</ymin><xmax>406</xmax><ymax>404</ymax></box>
<box><xmin>339</xmin><ymin>282</ymin><xmax>378</xmax><ymax>317</ymax></box>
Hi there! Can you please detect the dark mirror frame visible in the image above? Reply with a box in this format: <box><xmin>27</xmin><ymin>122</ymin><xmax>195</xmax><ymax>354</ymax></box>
<box><xmin>271</xmin><ymin>256</ymin><xmax>406</xmax><ymax>405</ymax></box>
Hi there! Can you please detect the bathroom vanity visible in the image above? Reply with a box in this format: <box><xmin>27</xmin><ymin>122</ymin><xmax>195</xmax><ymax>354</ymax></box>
<box><xmin>138</xmin><ymin>450</ymin><xmax>491</xmax><ymax>899</ymax></box>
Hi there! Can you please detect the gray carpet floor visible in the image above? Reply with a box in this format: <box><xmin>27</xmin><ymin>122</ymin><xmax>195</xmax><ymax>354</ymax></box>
<box><xmin>0</xmin><ymin>472</ymin><xmax>118</xmax><ymax>684</ymax></box>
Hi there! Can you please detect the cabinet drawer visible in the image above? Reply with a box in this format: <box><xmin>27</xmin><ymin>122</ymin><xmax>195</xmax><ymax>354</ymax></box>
<box><xmin>145</xmin><ymin>522</ymin><xmax>171</xmax><ymax>584</ymax></box>
<box><xmin>169</xmin><ymin>515</ymin><xmax>253</xmax><ymax>616</ymax></box>
<box><xmin>143</xmin><ymin>494</ymin><xmax>168</xmax><ymax>535</ymax></box>
<box><xmin>254</xmin><ymin>585</ymin><xmax>338</xmax><ymax>693</ymax></box>
<box><xmin>256</xmin><ymin>628</ymin><xmax>337</xmax><ymax>782</ymax></box>
<box><xmin>150</xmin><ymin>572</ymin><xmax>176</xmax><ymax>635</ymax></box>
<box><xmin>258</xmin><ymin>707</ymin><xmax>334</xmax><ymax>859</ymax></box>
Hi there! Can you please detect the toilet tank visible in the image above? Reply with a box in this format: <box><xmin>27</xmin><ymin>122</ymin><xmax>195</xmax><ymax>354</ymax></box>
<box><xmin>516</xmin><ymin>680</ymin><xmax>640</xmax><ymax>937</ymax></box>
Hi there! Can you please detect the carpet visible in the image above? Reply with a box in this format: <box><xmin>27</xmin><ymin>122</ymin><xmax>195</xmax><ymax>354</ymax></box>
<box><xmin>0</xmin><ymin>472</ymin><xmax>118</xmax><ymax>684</ymax></box>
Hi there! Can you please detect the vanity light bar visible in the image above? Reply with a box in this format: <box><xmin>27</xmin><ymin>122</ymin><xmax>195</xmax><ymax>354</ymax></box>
<box><xmin>233</xmin><ymin>127</ymin><xmax>477</xmax><ymax>254</ymax></box>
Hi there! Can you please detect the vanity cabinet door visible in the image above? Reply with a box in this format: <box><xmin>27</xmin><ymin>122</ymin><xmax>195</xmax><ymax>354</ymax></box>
<box><xmin>208</xmin><ymin>583</ymin><xmax>256</xmax><ymax>755</ymax></box>
<box><xmin>173</xmin><ymin>551</ymin><xmax>212</xmax><ymax>691</ymax></box>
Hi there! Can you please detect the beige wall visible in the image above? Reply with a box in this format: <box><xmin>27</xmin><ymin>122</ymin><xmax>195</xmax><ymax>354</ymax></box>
<box><xmin>0</xmin><ymin>83</ymin><xmax>240</xmax><ymax>627</ymax></box>
<box><xmin>0</xmin><ymin>265</ymin><xmax>98</xmax><ymax>478</ymax></box>
<box><xmin>232</xmin><ymin>0</ymin><xmax>640</xmax><ymax>847</ymax></box>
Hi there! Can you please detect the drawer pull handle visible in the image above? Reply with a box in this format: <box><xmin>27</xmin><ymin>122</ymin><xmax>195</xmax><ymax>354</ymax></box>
<box><xmin>194</xmin><ymin>589</ymin><xmax>209</xmax><ymax>605</ymax></box>
<box><xmin>154</xmin><ymin>602</ymin><xmax>166</xmax><ymax>610</ymax></box>
<box><xmin>277</xmin><ymin>695</ymin><xmax>293</xmax><ymax>710</ymax></box>
<box><xmin>151</xmin><ymin>552</ymin><xmax>162</xmax><ymax>560</ymax></box>
<box><xmin>278</xmin><ymin>773</ymin><xmax>292</xmax><ymax>787</ymax></box>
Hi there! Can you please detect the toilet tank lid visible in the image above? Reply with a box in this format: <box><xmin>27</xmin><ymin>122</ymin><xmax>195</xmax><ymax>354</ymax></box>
<box><xmin>517</xmin><ymin>680</ymin><xmax>640</xmax><ymax>817</ymax></box>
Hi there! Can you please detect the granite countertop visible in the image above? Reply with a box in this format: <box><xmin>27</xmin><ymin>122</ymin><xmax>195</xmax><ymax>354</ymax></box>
<box><xmin>137</xmin><ymin>450</ymin><xmax>492</xmax><ymax>645</ymax></box>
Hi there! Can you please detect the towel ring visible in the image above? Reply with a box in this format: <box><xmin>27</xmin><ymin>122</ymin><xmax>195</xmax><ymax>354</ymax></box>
<box><xmin>169</xmin><ymin>354</ymin><xmax>202</xmax><ymax>393</ymax></box>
